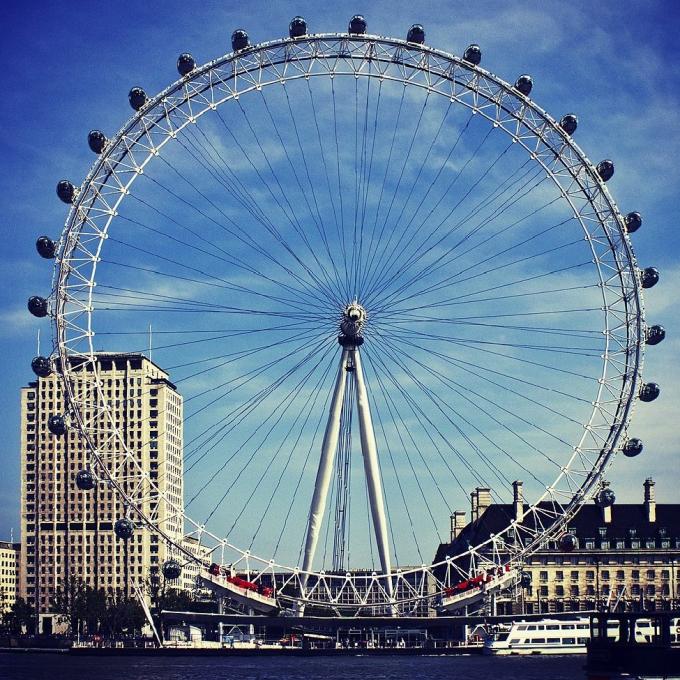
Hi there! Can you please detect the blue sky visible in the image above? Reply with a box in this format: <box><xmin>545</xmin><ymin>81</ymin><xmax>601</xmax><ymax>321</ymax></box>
<box><xmin>1</xmin><ymin>0</ymin><xmax>679</xmax><ymax>567</ymax></box>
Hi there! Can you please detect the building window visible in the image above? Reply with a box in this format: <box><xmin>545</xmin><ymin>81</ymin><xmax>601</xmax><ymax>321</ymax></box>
<box><xmin>555</xmin><ymin>571</ymin><xmax>563</xmax><ymax>581</ymax></box>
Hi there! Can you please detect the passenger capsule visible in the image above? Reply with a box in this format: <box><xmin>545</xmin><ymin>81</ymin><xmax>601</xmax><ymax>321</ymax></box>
<box><xmin>463</xmin><ymin>44</ymin><xmax>482</xmax><ymax>65</ymax></box>
<box><xmin>27</xmin><ymin>296</ymin><xmax>48</xmax><ymax>318</ymax></box>
<box><xmin>231</xmin><ymin>29</ymin><xmax>249</xmax><ymax>51</ymax></box>
<box><xmin>48</xmin><ymin>414</ymin><xmax>67</xmax><ymax>436</ymax></box>
<box><xmin>128</xmin><ymin>87</ymin><xmax>148</xmax><ymax>111</ymax></box>
<box><xmin>75</xmin><ymin>469</ymin><xmax>95</xmax><ymax>491</ymax></box>
<box><xmin>87</xmin><ymin>130</ymin><xmax>107</xmax><ymax>154</ymax></box>
<box><xmin>162</xmin><ymin>559</ymin><xmax>182</xmax><ymax>580</ymax></box>
<box><xmin>407</xmin><ymin>24</ymin><xmax>425</xmax><ymax>44</ymax></box>
<box><xmin>597</xmin><ymin>159</ymin><xmax>615</xmax><ymax>182</ymax></box>
<box><xmin>114</xmin><ymin>518</ymin><xmax>134</xmax><ymax>540</ymax></box>
<box><xmin>289</xmin><ymin>16</ymin><xmax>307</xmax><ymax>38</ymax></box>
<box><xmin>36</xmin><ymin>236</ymin><xmax>56</xmax><ymax>259</ymax></box>
<box><xmin>56</xmin><ymin>180</ymin><xmax>75</xmax><ymax>204</ymax></box>
<box><xmin>625</xmin><ymin>211</ymin><xmax>642</xmax><ymax>234</ymax></box>
<box><xmin>559</xmin><ymin>533</ymin><xmax>577</xmax><ymax>552</ymax></box>
<box><xmin>595</xmin><ymin>487</ymin><xmax>615</xmax><ymax>508</ymax></box>
<box><xmin>31</xmin><ymin>356</ymin><xmax>52</xmax><ymax>378</ymax></box>
<box><xmin>623</xmin><ymin>438</ymin><xmax>643</xmax><ymax>458</ymax></box>
<box><xmin>520</xmin><ymin>571</ymin><xmax>532</xmax><ymax>588</ymax></box>
<box><xmin>515</xmin><ymin>74</ymin><xmax>533</xmax><ymax>96</ymax></box>
<box><xmin>559</xmin><ymin>113</ymin><xmax>578</xmax><ymax>135</ymax></box>
<box><xmin>646</xmin><ymin>325</ymin><xmax>665</xmax><ymax>346</ymax></box>
<box><xmin>639</xmin><ymin>382</ymin><xmax>660</xmax><ymax>402</ymax></box>
<box><xmin>640</xmin><ymin>267</ymin><xmax>660</xmax><ymax>289</ymax></box>
<box><xmin>348</xmin><ymin>15</ymin><xmax>367</xmax><ymax>34</ymax></box>
<box><xmin>177</xmin><ymin>53</ymin><xmax>196</xmax><ymax>76</ymax></box>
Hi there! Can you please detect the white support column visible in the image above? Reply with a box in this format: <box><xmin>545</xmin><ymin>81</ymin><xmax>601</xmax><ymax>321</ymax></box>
<box><xmin>352</xmin><ymin>348</ymin><xmax>394</xmax><ymax>599</ymax></box>
<box><xmin>301</xmin><ymin>349</ymin><xmax>349</xmax><ymax>584</ymax></box>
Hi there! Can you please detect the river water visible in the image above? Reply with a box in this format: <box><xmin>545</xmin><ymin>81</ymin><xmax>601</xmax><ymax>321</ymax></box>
<box><xmin>1</xmin><ymin>652</ymin><xmax>586</xmax><ymax>680</ymax></box>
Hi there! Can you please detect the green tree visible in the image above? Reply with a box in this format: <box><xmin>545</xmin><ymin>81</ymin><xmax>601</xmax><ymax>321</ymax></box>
<box><xmin>51</xmin><ymin>576</ymin><xmax>88</xmax><ymax>634</ymax></box>
<box><xmin>102</xmin><ymin>590</ymin><xmax>146</xmax><ymax>638</ymax></box>
<box><xmin>4</xmin><ymin>597</ymin><xmax>36</xmax><ymax>634</ymax></box>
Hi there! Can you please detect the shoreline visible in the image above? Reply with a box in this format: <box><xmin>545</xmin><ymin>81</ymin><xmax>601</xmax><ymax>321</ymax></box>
<box><xmin>1</xmin><ymin>645</ymin><xmax>482</xmax><ymax>657</ymax></box>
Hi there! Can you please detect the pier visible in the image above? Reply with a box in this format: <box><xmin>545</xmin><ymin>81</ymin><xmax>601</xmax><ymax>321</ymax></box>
<box><xmin>586</xmin><ymin>609</ymin><xmax>680</xmax><ymax>677</ymax></box>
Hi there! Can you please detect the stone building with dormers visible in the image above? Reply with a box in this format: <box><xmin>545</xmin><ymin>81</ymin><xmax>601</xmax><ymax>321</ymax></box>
<box><xmin>435</xmin><ymin>478</ymin><xmax>680</xmax><ymax>614</ymax></box>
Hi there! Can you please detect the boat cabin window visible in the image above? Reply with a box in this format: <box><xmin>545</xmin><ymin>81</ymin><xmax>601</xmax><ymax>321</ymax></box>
<box><xmin>562</xmin><ymin>637</ymin><xmax>576</xmax><ymax>645</ymax></box>
<box><xmin>563</xmin><ymin>624</ymin><xmax>575</xmax><ymax>630</ymax></box>
<box><xmin>546</xmin><ymin>624</ymin><xmax>559</xmax><ymax>630</ymax></box>
<box><xmin>547</xmin><ymin>637</ymin><xmax>560</xmax><ymax>643</ymax></box>
<box><xmin>533</xmin><ymin>638</ymin><xmax>545</xmax><ymax>643</ymax></box>
<box><xmin>527</xmin><ymin>625</ymin><xmax>537</xmax><ymax>631</ymax></box>
<box><xmin>517</xmin><ymin>625</ymin><xmax>528</xmax><ymax>631</ymax></box>
<box><xmin>577</xmin><ymin>624</ymin><xmax>589</xmax><ymax>629</ymax></box>
<box><xmin>577</xmin><ymin>637</ymin><xmax>588</xmax><ymax>644</ymax></box>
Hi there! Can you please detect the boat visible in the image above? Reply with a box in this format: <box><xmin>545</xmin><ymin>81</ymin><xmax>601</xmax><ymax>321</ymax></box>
<box><xmin>483</xmin><ymin>616</ymin><xmax>680</xmax><ymax>655</ymax></box>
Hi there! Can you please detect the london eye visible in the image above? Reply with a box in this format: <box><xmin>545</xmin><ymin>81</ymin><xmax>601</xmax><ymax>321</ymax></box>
<box><xmin>28</xmin><ymin>16</ymin><xmax>663</xmax><ymax>615</ymax></box>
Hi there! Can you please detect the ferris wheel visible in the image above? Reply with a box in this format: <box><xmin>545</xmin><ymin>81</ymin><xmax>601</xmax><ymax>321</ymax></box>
<box><xmin>29</xmin><ymin>15</ymin><xmax>664</xmax><ymax>615</ymax></box>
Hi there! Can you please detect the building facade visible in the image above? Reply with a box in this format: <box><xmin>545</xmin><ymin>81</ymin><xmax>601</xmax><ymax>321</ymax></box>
<box><xmin>436</xmin><ymin>478</ymin><xmax>680</xmax><ymax>615</ymax></box>
<box><xmin>20</xmin><ymin>353</ymin><xmax>185</xmax><ymax>630</ymax></box>
<box><xmin>0</xmin><ymin>541</ymin><xmax>20</xmax><ymax>613</ymax></box>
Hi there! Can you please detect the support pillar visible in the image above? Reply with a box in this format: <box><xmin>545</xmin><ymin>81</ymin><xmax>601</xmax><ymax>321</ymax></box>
<box><xmin>301</xmin><ymin>350</ymin><xmax>350</xmax><ymax>583</ymax></box>
<box><xmin>353</xmin><ymin>348</ymin><xmax>393</xmax><ymax>600</ymax></box>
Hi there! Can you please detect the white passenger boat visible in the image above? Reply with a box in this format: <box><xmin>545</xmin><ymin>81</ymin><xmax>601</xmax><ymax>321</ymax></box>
<box><xmin>483</xmin><ymin>617</ymin><xmax>680</xmax><ymax>655</ymax></box>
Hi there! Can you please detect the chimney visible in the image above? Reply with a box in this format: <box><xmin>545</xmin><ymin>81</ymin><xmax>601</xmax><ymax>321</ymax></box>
<box><xmin>644</xmin><ymin>478</ymin><xmax>656</xmax><ymax>523</ymax></box>
<box><xmin>450</xmin><ymin>511</ymin><xmax>467</xmax><ymax>542</ymax></box>
<box><xmin>513</xmin><ymin>480</ymin><xmax>524</xmax><ymax>522</ymax></box>
<box><xmin>601</xmin><ymin>480</ymin><xmax>612</xmax><ymax>524</ymax></box>
<box><xmin>470</xmin><ymin>490</ymin><xmax>478</xmax><ymax>523</ymax></box>
<box><xmin>476</xmin><ymin>487</ymin><xmax>492</xmax><ymax>519</ymax></box>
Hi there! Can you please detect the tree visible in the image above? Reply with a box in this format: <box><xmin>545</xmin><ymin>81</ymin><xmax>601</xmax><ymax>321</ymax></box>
<box><xmin>4</xmin><ymin>597</ymin><xmax>36</xmax><ymax>634</ymax></box>
<box><xmin>51</xmin><ymin>576</ymin><xmax>109</xmax><ymax>635</ymax></box>
<box><xmin>102</xmin><ymin>590</ymin><xmax>146</xmax><ymax>638</ymax></box>
<box><xmin>51</xmin><ymin>576</ymin><xmax>88</xmax><ymax>634</ymax></box>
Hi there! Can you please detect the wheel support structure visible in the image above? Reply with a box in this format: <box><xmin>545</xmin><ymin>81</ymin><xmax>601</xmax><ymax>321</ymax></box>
<box><xmin>301</xmin><ymin>325</ymin><xmax>394</xmax><ymax>608</ymax></box>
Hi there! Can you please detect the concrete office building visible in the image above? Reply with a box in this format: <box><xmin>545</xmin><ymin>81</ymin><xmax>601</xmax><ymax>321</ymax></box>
<box><xmin>0</xmin><ymin>541</ymin><xmax>20</xmax><ymax>613</ymax></box>
<box><xmin>20</xmin><ymin>353</ymin><xmax>186</xmax><ymax>632</ymax></box>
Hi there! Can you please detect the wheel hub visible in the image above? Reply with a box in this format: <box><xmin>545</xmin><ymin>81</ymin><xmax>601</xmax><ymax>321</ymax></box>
<box><xmin>340</xmin><ymin>302</ymin><xmax>367</xmax><ymax>338</ymax></box>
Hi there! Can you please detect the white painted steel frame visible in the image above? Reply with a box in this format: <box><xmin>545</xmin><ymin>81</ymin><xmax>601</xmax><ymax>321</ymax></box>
<box><xmin>48</xmin><ymin>32</ymin><xmax>646</xmax><ymax>614</ymax></box>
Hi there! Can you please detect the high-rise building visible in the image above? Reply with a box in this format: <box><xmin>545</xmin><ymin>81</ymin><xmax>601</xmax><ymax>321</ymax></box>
<box><xmin>20</xmin><ymin>353</ymin><xmax>185</xmax><ymax>632</ymax></box>
<box><xmin>0</xmin><ymin>541</ymin><xmax>20</xmax><ymax>612</ymax></box>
